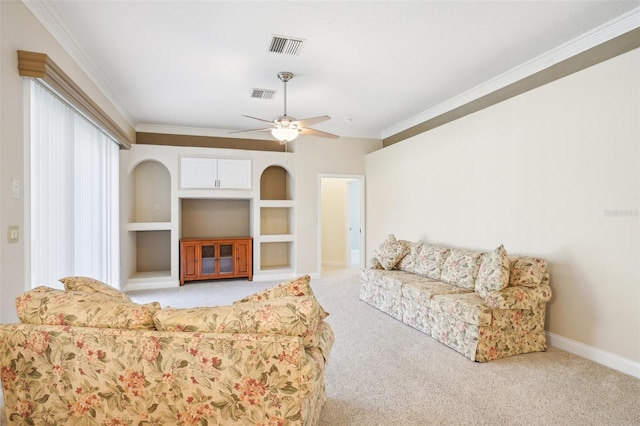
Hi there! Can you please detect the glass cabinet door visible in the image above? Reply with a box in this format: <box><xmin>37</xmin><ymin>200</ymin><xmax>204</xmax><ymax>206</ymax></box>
<box><xmin>219</xmin><ymin>243</ymin><xmax>234</xmax><ymax>275</ymax></box>
<box><xmin>200</xmin><ymin>244</ymin><xmax>216</xmax><ymax>275</ymax></box>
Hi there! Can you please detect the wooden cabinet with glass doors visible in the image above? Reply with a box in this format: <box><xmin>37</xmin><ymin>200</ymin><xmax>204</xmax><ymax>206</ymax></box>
<box><xmin>179</xmin><ymin>237</ymin><xmax>252</xmax><ymax>285</ymax></box>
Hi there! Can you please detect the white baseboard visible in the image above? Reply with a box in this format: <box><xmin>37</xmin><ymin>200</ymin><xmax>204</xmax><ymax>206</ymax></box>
<box><xmin>252</xmin><ymin>273</ymin><xmax>297</xmax><ymax>282</ymax></box>
<box><xmin>546</xmin><ymin>332</ymin><xmax>640</xmax><ymax>379</ymax></box>
<box><xmin>322</xmin><ymin>261</ymin><xmax>347</xmax><ymax>267</ymax></box>
<box><xmin>122</xmin><ymin>280</ymin><xmax>177</xmax><ymax>293</ymax></box>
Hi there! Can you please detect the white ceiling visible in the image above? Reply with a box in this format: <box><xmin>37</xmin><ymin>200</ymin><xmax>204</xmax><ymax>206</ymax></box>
<box><xmin>27</xmin><ymin>1</ymin><xmax>640</xmax><ymax>141</ymax></box>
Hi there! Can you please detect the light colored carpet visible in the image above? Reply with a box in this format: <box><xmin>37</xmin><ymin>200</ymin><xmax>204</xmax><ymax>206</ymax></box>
<box><xmin>128</xmin><ymin>267</ymin><xmax>640</xmax><ymax>425</ymax></box>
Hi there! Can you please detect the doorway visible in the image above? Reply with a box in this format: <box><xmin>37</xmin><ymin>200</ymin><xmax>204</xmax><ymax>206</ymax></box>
<box><xmin>319</xmin><ymin>175</ymin><xmax>365</xmax><ymax>271</ymax></box>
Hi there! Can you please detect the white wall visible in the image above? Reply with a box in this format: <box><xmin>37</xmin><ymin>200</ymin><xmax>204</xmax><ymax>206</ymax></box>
<box><xmin>0</xmin><ymin>0</ymin><xmax>135</xmax><ymax>323</ymax></box>
<box><xmin>366</xmin><ymin>48</ymin><xmax>639</xmax><ymax>365</ymax></box>
<box><xmin>295</xmin><ymin>137</ymin><xmax>381</xmax><ymax>275</ymax></box>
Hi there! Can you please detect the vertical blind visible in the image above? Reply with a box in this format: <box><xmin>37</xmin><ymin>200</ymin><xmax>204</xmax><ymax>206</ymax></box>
<box><xmin>30</xmin><ymin>80</ymin><xmax>119</xmax><ymax>289</ymax></box>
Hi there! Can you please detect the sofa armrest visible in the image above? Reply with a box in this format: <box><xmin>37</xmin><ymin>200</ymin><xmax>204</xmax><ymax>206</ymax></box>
<box><xmin>484</xmin><ymin>284</ymin><xmax>552</xmax><ymax>310</ymax></box>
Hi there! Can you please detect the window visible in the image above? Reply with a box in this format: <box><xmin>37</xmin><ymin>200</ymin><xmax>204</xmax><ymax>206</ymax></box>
<box><xmin>30</xmin><ymin>81</ymin><xmax>120</xmax><ymax>289</ymax></box>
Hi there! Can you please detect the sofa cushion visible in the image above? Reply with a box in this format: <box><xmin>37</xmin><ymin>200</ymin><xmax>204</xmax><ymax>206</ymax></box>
<box><xmin>154</xmin><ymin>296</ymin><xmax>328</xmax><ymax>348</ymax></box>
<box><xmin>430</xmin><ymin>292</ymin><xmax>492</xmax><ymax>327</ymax></box>
<box><xmin>234</xmin><ymin>275</ymin><xmax>314</xmax><ymax>304</ymax></box>
<box><xmin>414</xmin><ymin>244</ymin><xmax>450</xmax><ymax>279</ymax></box>
<box><xmin>509</xmin><ymin>256</ymin><xmax>547</xmax><ymax>287</ymax></box>
<box><xmin>360</xmin><ymin>268</ymin><xmax>412</xmax><ymax>296</ymax></box>
<box><xmin>440</xmin><ymin>248</ymin><xmax>484</xmax><ymax>290</ymax></box>
<box><xmin>475</xmin><ymin>245</ymin><xmax>510</xmax><ymax>298</ymax></box>
<box><xmin>401</xmin><ymin>278</ymin><xmax>472</xmax><ymax>306</ymax></box>
<box><xmin>59</xmin><ymin>276</ymin><xmax>131</xmax><ymax>301</ymax></box>
<box><xmin>375</xmin><ymin>234</ymin><xmax>409</xmax><ymax>270</ymax></box>
<box><xmin>16</xmin><ymin>286</ymin><xmax>160</xmax><ymax>330</ymax></box>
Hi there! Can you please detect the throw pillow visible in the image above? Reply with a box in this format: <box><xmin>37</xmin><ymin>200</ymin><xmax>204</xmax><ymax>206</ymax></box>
<box><xmin>396</xmin><ymin>242</ymin><xmax>421</xmax><ymax>273</ymax></box>
<box><xmin>16</xmin><ymin>286</ymin><xmax>160</xmax><ymax>330</ymax></box>
<box><xmin>509</xmin><ymin>256</ymin><xmax>547</xmax><ymax>287</ymax></box>
<box><xmin>475</xmin><ymin>245</ymin><xmax>510</xmax><ymax>298</ymax></box>
<box><xmin>375</xmin><ymin>234</ymin><xmax>409</xmax><ymax>270</ymax></box>
<box><xmin>368</xmin><ymin>254</ymin><xmax>383</xmax><ymax>269</ymax></box>
<box><xmin>234</xmin><ymin>275</ymin><xmax>314</xmax><ymax>304</ymax></box>
<box><xmin>60</xmin><ymin>276</ymin><xmax>131</xmax><ymax>302</ymax></box>
<box><xmin>154</xmin><ymin>296</ymin><xmax>328</xmax><ymax>348</ymax></box>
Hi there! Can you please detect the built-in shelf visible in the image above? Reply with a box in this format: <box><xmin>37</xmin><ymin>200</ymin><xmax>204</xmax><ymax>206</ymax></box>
<box><xmin>130</xmin><ymin>160</ymin><xmax>171</xmax><ymax>223</ymax></box>
<box><xmin>259</xmin><ymin>234</ymin><xmax>294</xmax><ymax>243</ymax></box>
<box><xmin>259</xmin><ymin>166</ymin><xmax>294</xmax><ymax>272</ymax></box>
<box><xmin>127</xmin><ymin>159</ymin><xmax>173</xmax><ymax>288</ymax></box>
<box><xmin>128</xmin><ymin>270</ymin><xmax>172</xmax><ymax>281</ymax></box>
<box><xmin>259</xmin><ymin>265</ymin><xmax>295</xmax><ymax>272</ymax></box>
<box><xmin>259</xmin><ymin>200</ymin><xmax>295</xmax><ymax>208</ymax></box>
<box><xmin>260</xmin><ymin>207</ymin><xmax>292</xmax><ymax>235</ymax></box>
<box><xmin>127</xmin><ymin>222</ymin><xmax>172</xmax><ymax>231</ymax></box>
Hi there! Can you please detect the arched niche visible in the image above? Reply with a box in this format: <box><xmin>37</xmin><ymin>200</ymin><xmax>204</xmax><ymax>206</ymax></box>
<box><xmin>260</xmin><ymin>165</ymin><xmax>293</xmax><ymax>200</ymax></box>
<box><xmin>129</xmin><ymin>160</ymin><xmax>171</xmax><ymax>222</ymax></box>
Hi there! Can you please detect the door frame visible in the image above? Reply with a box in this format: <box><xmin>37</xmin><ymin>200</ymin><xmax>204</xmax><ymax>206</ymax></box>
<box><xmin>317</xmin><ymin>174</ymin><xmax>365</xmax><ymax>274</ymax></box>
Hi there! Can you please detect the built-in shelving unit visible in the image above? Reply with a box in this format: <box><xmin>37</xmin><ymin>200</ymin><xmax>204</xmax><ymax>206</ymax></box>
<box><xmin>120</xmin><ymin>144</ymin><xmax>296</xmax><ymax>290</ymax></box>
<box><xmin>256</xmin><ymin>166</ymin><xmax>295</xmax><ymax>275</ymax></box>
<box><xmin>126</xmin><ymin>159</ymin><xmax>173</xmax><ymax>285</ymax></box>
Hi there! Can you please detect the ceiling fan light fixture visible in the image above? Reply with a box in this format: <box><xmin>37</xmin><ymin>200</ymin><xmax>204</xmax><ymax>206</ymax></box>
<box><xmin>232</xmin><ymin>71</ymin><xmax>338</xmax><ymax>141</ymax></box>
<box><xmin>271</xmin><ymin>127</ymin><xmax>300</xmax><ymax>144</ymax></box>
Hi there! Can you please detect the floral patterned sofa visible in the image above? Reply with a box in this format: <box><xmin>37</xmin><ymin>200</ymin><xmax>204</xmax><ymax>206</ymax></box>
<box><xmin>0</xmin><ymin>275</ymin><xmax>334</xmax><ymax>425</ymax></box>
<box><xmin>360</xmin><ymin>235</ymin><xmax>552</xmax><ymax>362</ymax></box>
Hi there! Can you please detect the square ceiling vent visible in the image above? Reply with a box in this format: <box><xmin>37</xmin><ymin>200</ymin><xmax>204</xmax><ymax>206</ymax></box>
<box><xmin>269</xmin><ymin>35</ymin><xmax>305</xmax><ymax>55</ymax></box>
<box><xmin>251</xmin><ymin>89</ymin><xmax>276</xmax><ymax>100</ymax></box>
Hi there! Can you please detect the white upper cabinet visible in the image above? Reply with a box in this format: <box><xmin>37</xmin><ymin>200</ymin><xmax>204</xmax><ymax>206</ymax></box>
<box><xmin>180</xmin><ymin>156</ymin><xmax>251</xmax><ymax>189</ymax></box>
<box><xmin>217</xmin><ymin>158</ymin><xmax>251</xmax><ymax>189</ymax></box>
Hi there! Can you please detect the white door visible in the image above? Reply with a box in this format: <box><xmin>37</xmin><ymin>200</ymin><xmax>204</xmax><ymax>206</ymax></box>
<box><xmin>346</xmin><ymin>180</ymin><xmax>361</xmax><ymax>267</ymax></box>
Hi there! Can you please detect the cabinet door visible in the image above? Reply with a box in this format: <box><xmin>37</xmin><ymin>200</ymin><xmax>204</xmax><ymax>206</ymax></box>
<box><xmin>235</xmin><ymin>241</ymin><xmax>251</xmax><ymax>277</ymax></box>
<box><xmin>181</xmin><ymin>242</ymin><xmax>199</xmax><ymax>283</ymax></box>
<box><xmin>200</xmin><ymin>243</ymin><xmax>217</xmax><ymax>276</ymax></box>
<box><xmin>217</xmin><ymin>159</ymin><xmax>251</xmax><ymax>189</ymax></box>
<box><xmin>218</xmin><ymin>243</ymin><xmax>234</xmax><ymax>276</ymax></box>
<box><xmin>181</xmin><ymin>157</ymin><xmax>217</xmax><ymax>188</ymax></box>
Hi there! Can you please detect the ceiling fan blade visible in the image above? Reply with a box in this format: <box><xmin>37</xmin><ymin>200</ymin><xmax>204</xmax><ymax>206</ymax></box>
<box><xmin>294</xmin><ymin>115</ymin><xmax>331</xmax><ymax>127</ymax></box>
<box><xmin>242</xmin><ymin>115</ymin><xmax>274</xmax><ymax>124</ymax></box>
<box><xmin>228</xmin><ymin>128</ymin><xmax>273</xmax><ymax>134</ymax></box>
<box><xmin>300</xmin><ymin>127</ymin><xmax>339</xmax><ymax>139</ymax></box>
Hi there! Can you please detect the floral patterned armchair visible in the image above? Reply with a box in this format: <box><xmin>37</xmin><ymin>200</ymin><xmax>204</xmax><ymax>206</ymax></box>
<box><xmin>0</xmin><ymin>275</ymin><xmax>334</xmax><ymax>425</ymax></box>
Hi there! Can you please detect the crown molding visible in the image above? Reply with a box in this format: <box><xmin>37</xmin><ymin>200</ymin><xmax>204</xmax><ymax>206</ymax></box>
<box><xmin>381</xmin><ymin>7</ymin><xmax>640</xmax><ymax>140</ymax></box>
<box><xmin>21</xmin><ymin>0</ymin><xmax>138</xmax><ymax>128</ymax></box>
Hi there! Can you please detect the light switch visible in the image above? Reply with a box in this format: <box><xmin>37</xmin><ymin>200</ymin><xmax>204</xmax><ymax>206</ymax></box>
<box><xmin>7</xmin><ymin>225</ymin><xmax>19</xmax><ymax>243</ymax></box>
<box><xmin>11</xmin><ymin>179</ymin><xmax>19</xmax><ymax>199</ymax></box>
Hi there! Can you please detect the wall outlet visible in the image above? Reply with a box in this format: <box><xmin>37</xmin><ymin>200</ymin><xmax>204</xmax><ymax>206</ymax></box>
<box><xmin>154</xmin><ymin>203</ymin><xmax>160</xmax><ymax>211</ymax></box>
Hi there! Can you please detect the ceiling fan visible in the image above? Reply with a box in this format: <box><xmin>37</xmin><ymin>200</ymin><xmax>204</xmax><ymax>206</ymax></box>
<box><xmin>232</xmin><ymin>71</ymin><xmax>338</xmax><ymax>144</ymax></box>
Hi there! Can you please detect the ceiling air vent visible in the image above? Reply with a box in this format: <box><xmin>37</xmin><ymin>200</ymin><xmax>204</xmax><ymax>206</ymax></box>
<box><xmin>251</xmin><ymin>89</ymin><xmax>276</xmax><ymax>100</ymax></box>
<box><xmin>269</xmin><ymin>35</ymin><xmax>305</xmax><ymax>55</ymax></box>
